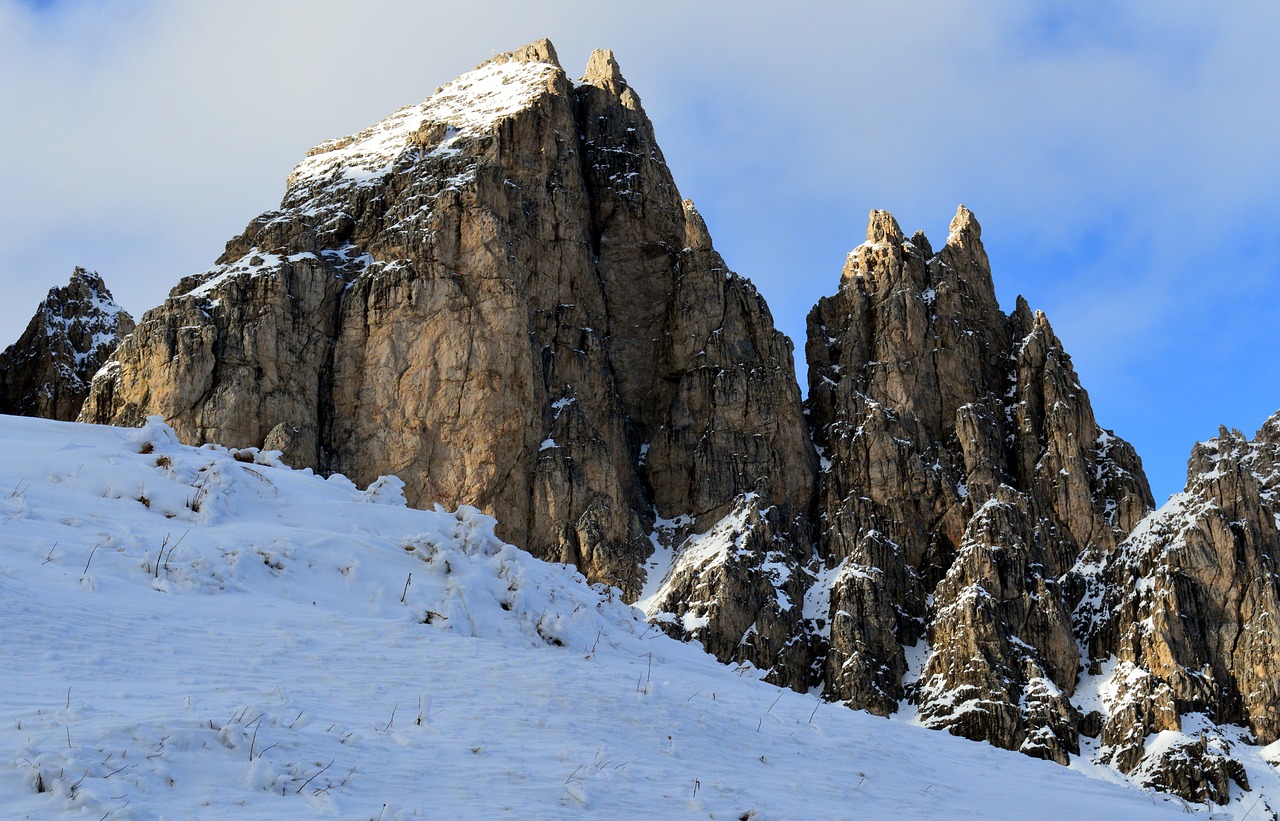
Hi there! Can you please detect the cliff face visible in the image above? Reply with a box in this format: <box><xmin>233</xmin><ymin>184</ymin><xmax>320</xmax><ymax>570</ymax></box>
<box><xmin>80</xmin><ymin>41</ymin><xmax>815</xmax><ymax>620</ymax></box>
<box><xmin>805</xmin><ymin>208</ymin><xmax>1153</xmax><ymax>763</ymax></box>
<box><xmin>0</xmin><ymin>268</ymin><xmax>134</xmax><ymax>421</ymax></box>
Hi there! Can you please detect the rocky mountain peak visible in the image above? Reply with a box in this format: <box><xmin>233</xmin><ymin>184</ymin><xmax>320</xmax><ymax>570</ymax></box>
<box><xmin>807</xmin><ymin>205</ymin><xmax>1152</xmax><ymax>762</ymax></box>
<box><xmin>865</xmin><ymin>208</ymin><xmax>905</xmax><ymax>245</ymax></box>
<box><xmin>1259</xmin><ymin>411</ymin><xmax>1280</xmax><ymax>444</ymax></box>
<box><xmin>1</xmin><ymin>267</ymin><xmax>134</xmax><ymax>421</ymax></box>
<box><xmin>947</xmin><ymin>202</ymin><xmax>981</xmax><ymax>241</ymax></box>
<box><xmin>1010</xmin><ymin>293</ymin><xmax>1035</xmax><ymax>330</ymax></box>
<box><xmin>1073</xmin><ymin>410</ymin><xmax>1280</xmax><ymax>803</ymax></box>
<box><xmin>279</xmin><ymin>45</ymin><xmax>564</xmax><ymax>220</ymax></box>
<box><xmin>83</xmin><ymin>41</ymin><xmax>813</xmax><ymax>613</ymax></box>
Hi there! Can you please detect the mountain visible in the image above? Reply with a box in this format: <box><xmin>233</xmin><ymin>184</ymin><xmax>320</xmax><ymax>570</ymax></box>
<box><xmin>45</xmin><ymin>38</ymin><xmax>1280</xmax><ymax>809</ymax></box>
<box><xmin>0</xmin><ymin>413</ymin><xmax>1200</xmax><ymax>818</ymax></box>
<box><xmin>0</xmin><ymin>267</ymin><xmax>133</xmax><ymax>420</ymax></box>
<box><xmin>78</xmin><ymin>39</ymin><xmax>815</xmax><ymax>617</ymax></box>
<box><xmin>803</xmin><ymin>208</ymin><xmax>1152</xmax><ymax>763</ymax></box>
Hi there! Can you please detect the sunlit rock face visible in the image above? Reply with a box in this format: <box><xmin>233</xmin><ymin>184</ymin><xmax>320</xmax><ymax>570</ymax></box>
<box><xmin>1073</xmin><ymin>413</ymin><xmax>1280</xmax><ymax>803</ymax></box>
<box><xmin>79</xmin><ymin>40</ymin><xmax>816</xmax><ymax>658</ymax></box>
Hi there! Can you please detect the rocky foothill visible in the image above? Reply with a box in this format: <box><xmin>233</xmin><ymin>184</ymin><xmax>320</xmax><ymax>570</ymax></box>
<box><xmin>0</xmin><ymin>267</ymin><xmax>134</xmax><ymax>421</ymax></box>
<box><xmin>3</xmin><ymin>39</ymin><xmax>1274</xmax><ymax>808</ymax></box>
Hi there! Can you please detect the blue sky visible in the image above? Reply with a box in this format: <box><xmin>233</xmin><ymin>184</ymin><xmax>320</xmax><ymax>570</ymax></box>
<box><xmin>2</xmin><ymin>0</ymin><xmax>1277</xmax><ymax>502</ymax></box>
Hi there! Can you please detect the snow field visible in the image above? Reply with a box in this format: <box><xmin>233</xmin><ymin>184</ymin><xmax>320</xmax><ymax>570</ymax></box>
<box><xmin>0</xmin><ymin>414</ymin><xmax>1190</xmax><ymax>818</ymax></box>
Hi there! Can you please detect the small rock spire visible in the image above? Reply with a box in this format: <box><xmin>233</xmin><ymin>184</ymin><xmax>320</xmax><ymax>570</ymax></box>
<box><xmin>1011</xmin><ymin>294</ymin><xmax>1035</xmax><ymax>333</ymax></box>
<box><xmin>947</xmin><ymin>204</ymin><xmax>981</xmax><ymax>242</ymax></box>
<box><xmin>582</xmin><ymin>48</ymin><xmax>626</xmax><ymax>89</ymax></box>
<box><xmin>866</xmin><ymin>210</ymin><xmax>904</xmax><ymax>244</ymax></box>
<box><xmin>682</xmin><ymin>200</ymin><xmax>714</xmax><ymax>252</ymax></box>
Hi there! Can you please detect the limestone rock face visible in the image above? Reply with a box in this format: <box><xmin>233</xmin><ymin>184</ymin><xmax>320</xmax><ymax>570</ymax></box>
<box><xmin>80</xmin><ymin>41</ymin><xmax>815</xmax><ymax>670</ymax></box>
<box><xmin>1</xmin><ymin>268</ymin><xmax>134</xmax><ymax>421</ymax></box>
<box><xmin>1075</xmin><ymin>413</ymin><xmax>1280</xmax><ymax>802</ymax></box>
<box><xmin>805</xmin><ymin>208</ymin><xmax>1153</xmax><ymax>762</ymax></box>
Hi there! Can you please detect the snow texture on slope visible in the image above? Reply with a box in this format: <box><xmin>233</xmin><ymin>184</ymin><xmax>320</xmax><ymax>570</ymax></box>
<box><xmin>0</xmin><ymin>414</ymin><xmax>1196</xmax><ymax>819</ymax></box>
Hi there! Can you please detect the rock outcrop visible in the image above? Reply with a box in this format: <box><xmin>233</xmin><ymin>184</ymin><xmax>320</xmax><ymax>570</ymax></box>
<box><xmin>805</xmin><ymin>208</ymin><xmax>1153</xmax><ymax>763</ymax></box>
<box><xmin>1074</xmin><ymin>413</ymin><xmax>1280</xmax><ymax>803</ymax></box>
<box><xmin>80</xmin><ymin>41</ymin><xmax>816</xmax><ymax>676</ymax></box>
<box><xmin>0</xmin><ymin>268</ymin><xmax>134</xmax><ymax>421</ymax></box>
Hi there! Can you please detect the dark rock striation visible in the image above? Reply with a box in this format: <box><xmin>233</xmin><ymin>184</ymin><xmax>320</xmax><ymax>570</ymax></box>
<box><xmin>1</xmin><ymin>268</ymin><xmax>134</xmax><ymax>421</ymax></box>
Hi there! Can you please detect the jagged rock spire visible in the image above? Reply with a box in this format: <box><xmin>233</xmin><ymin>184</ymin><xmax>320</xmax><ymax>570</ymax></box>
<box><xmin>484</xmin><ymin>37</ymin><xmax>561</xmax><ymax>68</ymax></box>
<box><xmin>806</xmin><ymin>206</ymin><xmax>1153</xmax><ymax>762</ymax></box>
<box><xmin>1073</xmin><ymin>412</ymin><xmax>1280</xmax><ymax>803</ymax></box>
<box><xmin>0</xmin><ymin>267</ymin><xmax>134</xmax><ymax>421</ymax></box>
<box><xmin>866</xmin><ymin>209</ymin><xmax>904</xmax><ymax>244</ymax></box>
<box><xmin>582</xmin><ymin>48</ymin><xmax>625</xmax><ymax>88</ymax></box>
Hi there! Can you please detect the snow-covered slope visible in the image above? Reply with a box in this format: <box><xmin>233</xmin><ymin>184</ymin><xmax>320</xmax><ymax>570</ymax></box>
<box><xmin>0</xmin><ymin>414</ymin><xmax>1195</xmax><ymax>818</ymax></box>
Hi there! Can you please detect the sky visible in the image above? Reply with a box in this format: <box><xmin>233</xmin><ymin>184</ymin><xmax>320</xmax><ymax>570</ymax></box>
<box><xmin>1</xmin><ymin>0</ymin><xmax>1277</xmax><ymax>502</ymax></box>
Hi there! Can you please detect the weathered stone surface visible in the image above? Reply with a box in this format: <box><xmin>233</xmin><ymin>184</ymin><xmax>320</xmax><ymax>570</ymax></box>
<box><xmin>805</xmin><ymin>207</ymin><xmax>1153</xmax><ymax>760</ymax></box>
<box><xmin>80</xmin><ymin>42</ymin><xmax>815</xmax><ymax>679</ymax></box>
<box><xmin>1075</xmin><ymin>412</ymin><xmax>1280</xmax><ymax>802</ymax></box>
<box><xmin>1130</xmin><ymin>732</ymin><xmax>1250</xmax><ymax>806</ymax></box>
<box><xmin>1</xmin><ymin>268</ymin><xmax>134</xmax><ymax>421</ymax></box>
<box><xmin>636</xmin><ymin>200</ymin><xmax>818</xmax><ymax>687</ymax></box>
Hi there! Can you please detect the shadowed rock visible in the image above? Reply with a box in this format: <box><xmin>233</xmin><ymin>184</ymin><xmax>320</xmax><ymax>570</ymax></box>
<box><xmin>805</xmin><ymin>206</ymin><xmax>1152</xmax><ymax>762</ymax></box>
<box><xmin>1</xmin><ymin>268</ymin><xmax>134</xmax><ymax>421</ymax></box>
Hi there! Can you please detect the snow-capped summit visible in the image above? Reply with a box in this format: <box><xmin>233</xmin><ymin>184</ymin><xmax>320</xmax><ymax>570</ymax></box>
<box><xmin>286</xmin><ymin>42</ymin><xmax>563</xmax><ymax>197</ymax></box>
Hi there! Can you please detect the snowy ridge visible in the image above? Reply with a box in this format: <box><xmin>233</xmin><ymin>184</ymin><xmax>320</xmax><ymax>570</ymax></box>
<box><xmin>172</xmin><ymin>57</ymin><xmax>561</xmax><ymax>303</ymax></box>
<box><xmin>182</xmin><ymin>249</ymin><xmax>324</xmax><ymax>303</ymax></box>
<box><xmin>21</xmin><ymin>271</ymin><xmax>128</xmax><ymax>378</ymax></box>
<box><xmin>287</xmin><ymin>58</ymin><xmax>559</xmax><ymax>193</ymax></box>
<box><xmin>0</xmin><ymin>414</ymin><xmax>1191</xmax><ymax>818</ymax></box>
<box><xmin>0</xmin><ymin>269</ymin><xmax>132</xmax><ymax>417</ymax></box>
